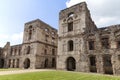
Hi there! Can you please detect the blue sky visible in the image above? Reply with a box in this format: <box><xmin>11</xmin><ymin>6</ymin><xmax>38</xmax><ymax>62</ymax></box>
<box><xmin>0</xmin><ymin>0</ymin><xmax>120</xmax><ymax>47</ymax></box>
<box><xmin>0</xmin><ymin>0</ymin><xmax>66</xmax><ymax>47</ymax></box>
<box><xmin>0</xmin><ymin>0</ymin><xmax>66</xmax><ymax>31</ymax></box>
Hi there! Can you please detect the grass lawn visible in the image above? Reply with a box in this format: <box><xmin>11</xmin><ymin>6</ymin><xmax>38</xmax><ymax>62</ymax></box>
<box><xmin>0</xmin><ymin>68</ymin><xmax>20</xmax><ymax>71</ymax></box>
<box><xmin>0</xmin><ymin>71</ymin><xmax>120</xmax><ymax>80</ymax></box>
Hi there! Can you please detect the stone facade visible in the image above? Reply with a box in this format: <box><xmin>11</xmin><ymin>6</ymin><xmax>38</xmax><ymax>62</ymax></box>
<box><xmin>57</xmin><ymin>2</ymin><xmax>120</xmax><ymax>75</ymax></box>
<box><xmin>57</xmin><ymin>2</ymin><xmax>97</xmax><ymax>72</ymax></box>
<box><xmin>0</xmin><ymin>19</ymin><xmax>57</xmax><ymax>69</ymax></box>
<box><xmin>1</xmin><ymin>1</ymin><xmax>120</xmax><ymax>75</ymax></box>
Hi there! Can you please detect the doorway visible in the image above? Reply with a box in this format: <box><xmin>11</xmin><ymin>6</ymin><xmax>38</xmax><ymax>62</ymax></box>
<box><xmin>66</xmin><ymin>57</ymin><xmax>76</xmax><ymax>71</ymax></box>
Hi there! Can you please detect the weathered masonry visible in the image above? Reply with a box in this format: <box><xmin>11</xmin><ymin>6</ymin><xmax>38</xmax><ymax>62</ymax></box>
<box><xmin>0</xmin><ymin>19</ymin><xmax>58</xmax><ymax>69</ymax></box>
<box><xmin>1</xmin><ymin>1</ymin><xmax>120</xmax><ymax>75</ymax></box>
<box><xmin>57</xmin><ymin>2</ymin><xmax>120</xmax><ymax>75</ymax></box>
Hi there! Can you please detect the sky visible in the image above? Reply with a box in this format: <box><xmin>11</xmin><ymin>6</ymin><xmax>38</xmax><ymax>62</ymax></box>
<box><xmin>0</xmin><ymin>0</ymin><xmax>120</xmax><ymax>47</ymax></box>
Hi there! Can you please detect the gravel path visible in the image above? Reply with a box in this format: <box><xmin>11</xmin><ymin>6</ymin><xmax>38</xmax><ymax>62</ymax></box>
<box><xmin>0</xmin><ymin>69</ymin><xmax>55</xmax><ymax>75</ymax></box>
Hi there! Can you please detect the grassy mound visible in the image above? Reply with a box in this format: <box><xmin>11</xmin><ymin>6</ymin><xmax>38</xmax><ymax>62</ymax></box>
<box><xmin>0</xmin><ymin>71</ymin><xmax>120</xmax><ymax>80</ymax></box>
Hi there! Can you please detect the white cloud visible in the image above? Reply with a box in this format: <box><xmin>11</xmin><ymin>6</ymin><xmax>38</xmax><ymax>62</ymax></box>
<box><xmin>0</xmin><ymin>32</ymin><xmax>23</xmax><ymax>47</ymax></box>
<box><xmin>66</xmin><ymin>0</ymin><xmax>85</xmax><ymax>7</ymax></box>
<box><xmin>94</xmin><ymin>17</ymin><xmax>118</xmax><ymax>27</ymax></box>
<box><xmin>11</xmin><ymin>32</ymin><xmax>23</xmax><ymax>41</ymax></box>
<box><xmin>0</xmin><ymin>34</ymin><xmax>9</xmax><ymax>39</ymax></box>
<box><xmin>66</xmin><ymin>0</ymin><xmax>120</xmax><ymax>27</ymax></box>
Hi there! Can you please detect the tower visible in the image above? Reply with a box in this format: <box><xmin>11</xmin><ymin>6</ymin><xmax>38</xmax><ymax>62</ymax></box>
<box><xmin>20</xmin><ymin>19</ymin><xmax>40</xmax><ymax>69</ymax></box>
<box><xmin>20</xmin><ymin>19</ymin><xmax>57</xmax><ymax>69</ymax></box>
<box><xmin>57</xmin><ymin>2</ymin><xmax>97</xmax><ymax>72</ymax></box>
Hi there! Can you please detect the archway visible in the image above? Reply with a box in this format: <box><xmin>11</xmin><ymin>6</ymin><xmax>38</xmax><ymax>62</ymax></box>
<box><xmin>66</xmin><ymin>57</ymin><xmax>76</xmax><ymax>71</ymax></box>
<box><xmin>24</xmin><ymin>58</ymin><xmax>30</xmax><ymax>69</ymax></box>
<box><xmin>44</xmin><ymin>58</ymin><xmax>48</xmax><ymax>68</ymax></box>
<box><xmin>16</xmin><ymin>59</ymin><xmax>19</xmax><ymax>68</ymax></box>
<box><xmin>89</xmin><ymin>56</ymin><xmax>97</xmax><ymax>72</ymax></box>
<box><xmin>103</xmin><ymin>55</ymin><xmax>113</xmax><ymax>74</ymax></box>
<box><xmin>0</xmin><ymin>59</ymin><xmax>4</xmax><ymax>68</ymax></box>
<box><xmin>52</xmin><ymin>58</ymin><xmax>56</xmax><ymax>68</ymax></box>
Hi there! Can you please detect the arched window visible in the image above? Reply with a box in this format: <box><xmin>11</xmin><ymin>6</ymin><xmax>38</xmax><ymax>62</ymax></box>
<box><xmin>52</xmin><ymin>49</ymin><xmax>55</xmax><ymax>55</ymax></box>
<box><xmin>89</xmin><ymin>41</ymin><xmax>95</xmax><ymax>50</ymax></box>
<box><xmin>68</xmin><ymin>22</ymin><xmax>73</xmax><ymax>32</ymax></box>
<box><xmin>68</xmin><ymin>12</ymin><xmax>74</xmax><ymax>17</ymax></box>
<box><xmin>29</xmin><ymin>25</ymin><xmax>32</xmax><ymax>29</ymax></box>
<box><xmin>101</xmin><ymin>38</ymin><xmax>109</xmax><ymax>49</ymax></box>
<box><xmin>44</xmin><ymin>49</ymin><xmax>47</xmax><ymax>55</ymax></box>
<box><xmin>45</xmin><ymin>35</ymin><xmax>49</xmax><ymax>42</ymax></box>
<box><xmin>68</xmin><ymin>40</ymin><xmax>74</xmax><ymax>51</ymax></box>
<box><xmin>26</xmin><ymin>46</ymin><xmax>30</xmax><ymax>54</ymax></box>
<box><xmin>45</xmin><ymin>28</ymin><xmax>49</xmax><ymax>32</ymax></box>
<box><xmin>28</xmin><ymin>30</ymin><xmax>32</xmax><ymax>40</ymax></box>
<box><xmin>28</xmin><ymin>25</ymin><xmax>33</xmax><ymax>40</ymax></box>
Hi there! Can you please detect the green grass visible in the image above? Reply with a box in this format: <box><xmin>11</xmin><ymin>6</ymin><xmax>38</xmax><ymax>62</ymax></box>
<box><xmin>0</xmin><ymin>68</ymin><xmax>20</xmax><ymax>71</ymax></box>
<box><xmin>0</xmin><ymin>71</ymin><xmax>120</xmax><ymax>80</ymax></box>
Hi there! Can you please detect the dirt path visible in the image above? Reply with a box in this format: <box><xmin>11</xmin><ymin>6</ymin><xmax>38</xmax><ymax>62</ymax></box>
<box><xmin>0</xmin><ymin>69</ymin><xmax>55</xmax><ymax>75</ymax></box>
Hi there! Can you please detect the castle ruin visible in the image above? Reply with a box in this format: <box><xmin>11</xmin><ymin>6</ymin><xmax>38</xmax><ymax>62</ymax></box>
<box><xmin>0</xmin><ymin>2</ymin><xmax>120</xmax><ymax>75</ymax></box>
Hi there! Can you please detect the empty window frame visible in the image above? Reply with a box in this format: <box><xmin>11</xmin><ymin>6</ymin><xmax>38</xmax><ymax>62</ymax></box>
<box><xmin>68</xmin><ymin>40</ymin><xmax>74</xmax><ymax>51</ymax></box>
<box><xmin>68</xmin><ymin>22</ymin><xmax>73</xmax><ymax>32</ymax></box>
<box><xmin>52</xmin><ymin>49</ymin><xmax>55</xmax><ymax>55</ymax></box>
<box><xmin>44</xmin><ymin>49</ymin><xmax>47</xmax><ymax>55</ymax></box>
<box><xmin>28</xmin><ymin>25</ymin><xmax>33</xmax><ymax>40</ymax></box>
<box><xmin>68</xmin><ymin>12</ymin><xmax>74</xmax><ymax>17</ymax></box>
<box><xmin>89</xmin><ymin>56</ymin><xmax>96</xmax><ymax>66</ymax></box>
<box><xmin>45</xmin><ymin>35</ymin><xmax>49</xmax><ymax>42</ymax></box>
<box><xmin>89</xmin><ymin>41</ymin><xmax>95</xmax><ymax>50</ymax></box>
<box><xmin>26</xmin><ymin>46</ymin><xmax>30</xmax><ymax>54</ymax></box>
<box><xmin>101</xmin><ymin>38</ymin><xmax>109</xmax><ymax>49</ymax></box>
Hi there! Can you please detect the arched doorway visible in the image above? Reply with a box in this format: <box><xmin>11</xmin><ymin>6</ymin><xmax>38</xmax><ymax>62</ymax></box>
<box><xmin>24</xmin><ymin>58</ymin><xmax>30</xmax><ymax>69</ymax></box>
<box><xmin>89</xmin><ymin>55</ymin><xmax>97</xmax><ymax>72</ymax></box>
<box><xmin>16</xmin><ymin>59</ymin><xmax>19</xmax><ymax>68</ymax></box>
<box><xmin>103</xmin><ymin>54</ymin><xmax>113</xmax><ymax>74</ymax></box>
<box><xmin>0</xmin><ymin>59</ymin><xmax>4</xmax><ymax>68</ymax></box>
<box><xmin>52</xmin><ymin>58</ymin><xmax>56</xmax><ymax>68</ymax></box>
<box><xmin>66</xmin><ymin>57</ymin><xmax>76</xmax><ymax>71</ymax></box>
<box><xmin>44</xmin><ymin>58</ymin><xmax>48</xmax><ymax>68</ymax></box>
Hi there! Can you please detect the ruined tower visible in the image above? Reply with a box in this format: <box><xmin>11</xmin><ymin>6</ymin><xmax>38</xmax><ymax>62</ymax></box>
<box><xmin>57</xmin><ymin>2</ymin><xmax>97</xmax><ymax>72</ymax></box>
<box><xmin>20</xmin><ymin>19</ymin><xmax>57</xmax><ymax>69</ymax></box>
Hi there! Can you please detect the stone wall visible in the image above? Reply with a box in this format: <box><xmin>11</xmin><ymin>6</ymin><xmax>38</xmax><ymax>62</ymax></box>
<box><xmin>0</xmin><ymin>19</ymin><xmax>58</xmax><ymax>69</ymax></box>
<box><xmin>57</xmin><ymin>2</ymin><xmax>120</xmax><ymax>75</ymax></box>
<box><xmin>57</xmin><ymin>2</ymin><xmax>96</xmax><ymax>72</ymax></box>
